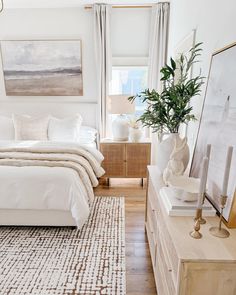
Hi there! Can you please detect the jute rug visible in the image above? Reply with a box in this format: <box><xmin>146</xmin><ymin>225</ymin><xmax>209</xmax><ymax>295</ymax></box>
<box><xmin>0</xmin><ymin>197</ymin><xmax>126</xmax><ymax>295</ymax></box>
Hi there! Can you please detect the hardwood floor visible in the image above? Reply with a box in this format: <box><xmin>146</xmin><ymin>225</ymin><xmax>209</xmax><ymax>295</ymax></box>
<box><xmin>95</xmin><ymin>178</ymin><xmax>157</xmax><ymax>295</ymax></box>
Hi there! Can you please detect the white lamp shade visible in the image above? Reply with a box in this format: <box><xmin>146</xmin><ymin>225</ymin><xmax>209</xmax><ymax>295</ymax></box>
<box><xmin>108</xmin><ymin>95</ymin><xmax>135</xmax><ymax>114</ymax></box>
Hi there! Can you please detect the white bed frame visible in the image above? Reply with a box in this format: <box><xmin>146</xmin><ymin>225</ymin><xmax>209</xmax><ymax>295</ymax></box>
<box><xmin>0</xmin><ymin>209</ymin><xmax>76</xmax><ymax>226</ymax></box>
<box><xmin>0</xmin><ymin>101</ymin><xmax>98</xmax><ymax>227</ymax></box>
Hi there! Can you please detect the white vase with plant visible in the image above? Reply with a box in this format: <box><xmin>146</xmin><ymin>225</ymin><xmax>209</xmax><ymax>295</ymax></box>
<box><xmin>128</xmin><ymin>43</ymin><xmax>204</xmax><ymax>177</ymax></box>
<box><xmin>128</xmin><ymin>118</ymin><xmax>143</xmax><ymax>142</ymax></box>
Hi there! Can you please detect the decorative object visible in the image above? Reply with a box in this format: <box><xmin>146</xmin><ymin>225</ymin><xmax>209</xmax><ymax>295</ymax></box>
<box><xmin>163</xmin><ymin>135</ymin><xmax>189</xmax><ymax>183</ymax></box>
<box><xmin>157</xmin><ymin>133</ymin><xmax>189</xmax><ymax>174</ymax></box>
<box><xmin>100</xmin><ymin>138</ymin><xmax>151</xmax><ymax>186</ymax></box>
<box><xmin>129</xmin><ymin>127</ymin><xmax>142</xmax><ymax>142</ymax></box>
<box><xmin>160</xmin><ymin>186</ymin><xmax>215</xmax><ymax>216</ymax></box>
<box><xmin>129</xmin><ymin>43</ymin><xmax>204</xmax><ymax>172</ymax></box>
<box><xmin>108</xmin><ymin>95</ymin><xmax>135</xmax><ymax>141</ymax></box>
<box><xmin>190</xmin><ymin>218</ymin><xmax>202</xmax><ymax>239</ymax></box>
<box><xmin>146</xmin><ymin>166</ymin><xmax>236</xmax><ymax>295</ymax></box>
<box><xmin>190</xmin><ymin>42</ymin><xmax>236</xmax><ymax>227</ymax></box>
<box><xmin>166</xmin><ymin>175</ymin><xmax>200</xmax><ymax>202</ymax></box>
<box><xmin>0</xmin><ymin>197</ymin><xmax>126</xmax><ymax>294</ymax></box>
<box><xmin>209</xmin><ymin>195</ymin><xmax>230</xmax><ymax>238</ymax></box>
<box><xmin>128</xmin><ymin>118</ymin><xmax>143</xmax><ymax>142</ymax></box>
<box><xmin>0</xmin><ymin>40</ymin><xmax>83</xmax><ymax>96</ymax></box>
<box><xmin>209</xmin><ymin>146</ymin><xmax>233</xmax><ymax>238</ymax></box>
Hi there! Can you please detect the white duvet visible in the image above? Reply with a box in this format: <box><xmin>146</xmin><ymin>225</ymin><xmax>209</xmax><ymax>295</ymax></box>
<box><xmin>0</xmin><ymin>141</ymin><xmax>105</xmax><ymax>228</ymax></box>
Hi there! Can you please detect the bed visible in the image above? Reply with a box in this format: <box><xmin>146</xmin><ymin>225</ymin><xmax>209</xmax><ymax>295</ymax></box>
<box><xmin>0</xmin><ymin>102</ymin><xmax>104</xmax><ymax>228</ymax></box>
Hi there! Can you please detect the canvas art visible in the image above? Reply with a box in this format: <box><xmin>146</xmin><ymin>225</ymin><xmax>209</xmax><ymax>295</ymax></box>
<box><xmin>0</xmin><ymin>40</ymin><xmax>83</xmax><ymax>96</ymax></box>
<box><xmin>190</xmin><ymin>43</ymin><xmax>236</xmax><ymax>222</ymax></box>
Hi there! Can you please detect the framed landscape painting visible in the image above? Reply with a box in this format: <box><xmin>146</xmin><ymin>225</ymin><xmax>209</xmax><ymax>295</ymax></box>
<box><xmin>0</xmin><ymin>40</ymin><xmax>83</xmax><ymax>96</ymax></box>
<box><xmin>190</xmin><ymin>42</ymin><xmax>236</xmax><ymax>225</ymax></box>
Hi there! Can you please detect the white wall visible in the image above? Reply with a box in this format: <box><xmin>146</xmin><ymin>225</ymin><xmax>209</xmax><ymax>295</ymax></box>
<box><xmin>168</xmin><ymin>0</ymin><xmax>236</xmax><ymax>156</ymax></box>
<box><xmin>0</xmin><ymin>7</ymin><xmax>150</xmax><ymax>106</ymax></box>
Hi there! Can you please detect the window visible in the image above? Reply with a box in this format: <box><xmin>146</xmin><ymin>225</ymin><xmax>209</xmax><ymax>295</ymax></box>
<box><xmin>110</xmin><ymin>66</ymin><xmax>148</xmax><ymax>117</ymax></box>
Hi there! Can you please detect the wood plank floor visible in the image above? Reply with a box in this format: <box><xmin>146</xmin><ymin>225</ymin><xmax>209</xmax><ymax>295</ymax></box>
<box><xmin>95</xmin><ymin>178</ymin><xmax>157</xmax><ymax>295</ymax></box>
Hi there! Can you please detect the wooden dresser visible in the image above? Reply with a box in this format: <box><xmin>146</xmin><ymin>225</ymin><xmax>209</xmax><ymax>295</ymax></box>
<box><xmin>100</xmin><ymin>139</ymin><xmax>151</xmax><ymax>181</ymax></box>
<box><xmin>146</xmin><ymin>166</ymin><xmax>236</xmax><ymax>295</ymax></box>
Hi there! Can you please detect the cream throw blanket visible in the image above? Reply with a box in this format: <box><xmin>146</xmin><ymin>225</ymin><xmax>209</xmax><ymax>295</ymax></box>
<box><xmin>0</xmin><ymin>141</ymin><xmax>105</xmax><ymax>204</ymax></box>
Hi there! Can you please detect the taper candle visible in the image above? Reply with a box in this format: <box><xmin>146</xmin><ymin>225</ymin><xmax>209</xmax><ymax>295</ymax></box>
<box><xmin>197</xmin><ymin>157</ymin><xmax>209</xmax><ymax>209</ymax></box>
<box><xmin>222</xmin><ymin>146</ymin><xmax>233</xmax><ymax>196</ymax></box>
<box><xmin>206</xmin><ymin>144</ymin><xmax>211</xmax><ymax>159</ymax></box>
<box><xmin>204</xmin><ymin>144</ymin><xmax>211</xmax><ymax>192</ymax></box>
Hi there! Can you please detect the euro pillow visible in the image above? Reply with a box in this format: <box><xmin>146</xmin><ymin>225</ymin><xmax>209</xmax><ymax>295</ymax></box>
<box><xmin>13</xmin><ymin>114</ymin><xmax>49</xmax><ymax>140</ymax></box>
<box><xmin>48</xmin><ymin>115</ymin><xmax>83</xmax><ymax>142</ymax></box>
<box><xmin>0</xmin><ymin>116</ymin><xmax>15</xmax><ymax>140</ymax></box>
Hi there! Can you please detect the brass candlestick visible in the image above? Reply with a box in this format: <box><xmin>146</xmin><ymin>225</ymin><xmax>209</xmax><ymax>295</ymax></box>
<box><xmin>194</xmin><ymin>193</ymin><xmax>206</xmax><ymax>224</ymax></box>
<box><xmin>194</xmin><ymin>208</ymin><xmax>206</xmax><ymax>224</ymax></box>
<box><xmin>190</xmin><ymin>218</ymin><xmax>202</xmax><ymax>239</ymax></box>
<box><xmin>209</xmin><ymin>195</ymin><xmax>230</xmax><ymax>238</ymax></box>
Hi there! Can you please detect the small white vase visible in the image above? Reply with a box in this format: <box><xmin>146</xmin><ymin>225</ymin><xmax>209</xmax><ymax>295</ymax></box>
<box><xmin>129</xmin><ymin>127</ymin><xmax>142</xmax><ymax>142</ymax></box>
<box><xmin>156</xmin><ymin>133</ymin><xmax>189</xmax><ymax>174</ymax></box>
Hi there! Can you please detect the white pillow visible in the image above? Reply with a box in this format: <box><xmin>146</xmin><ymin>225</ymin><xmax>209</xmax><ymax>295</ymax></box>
<box><xmin>48</xmin><ymin>115</ymin><xmax>83</xmax><ymax>142</ymax></box>
<box><xmin>0</xmin><ymin>116</ymin><xmax>15</xmax><ymax>140</ymax></box>
<box><xmin>78</xmin><ymin>126</ymin><xmax>98</xmax><ymax>144</ymax></box>
<box><xmin>13</xmin><ymin>114</ymin><xmax>49</xmax><ymax>140</ymax></box>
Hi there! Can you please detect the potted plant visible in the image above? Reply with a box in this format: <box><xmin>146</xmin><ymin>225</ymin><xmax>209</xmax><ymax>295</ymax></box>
<box><xmin>128</xmin><ymin>43</ymin><xmax>204</xmax><ymax>172</ymax></box>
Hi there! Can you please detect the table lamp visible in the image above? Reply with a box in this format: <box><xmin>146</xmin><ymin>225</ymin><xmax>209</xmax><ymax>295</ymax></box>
<box><xmin>108</xmin><ymin>95</ymin><xmax>135</xmax><ymax>141</ymax></box>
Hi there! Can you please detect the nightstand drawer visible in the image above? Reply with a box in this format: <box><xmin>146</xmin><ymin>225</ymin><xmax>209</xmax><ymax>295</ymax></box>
<box><xmin>100</xmin><ymin>143</ymin><xmax>126</xmax><ymax>177</ymax></box>
<box><xmin>126</xmin><ymin>144</ymin><xmax>151</xmax><ymax>177</ymax></box>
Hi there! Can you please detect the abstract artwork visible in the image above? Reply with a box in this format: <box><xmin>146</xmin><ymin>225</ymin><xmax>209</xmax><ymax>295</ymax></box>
<box><xmin>0</xmin><ymin>40</ymin><xmax>83</xmax><ymax>96</ymax></box>
<box><xmin>190</xmin><ymin>43</ymin><xmax>236</xmax><ymax>222</ymax></box>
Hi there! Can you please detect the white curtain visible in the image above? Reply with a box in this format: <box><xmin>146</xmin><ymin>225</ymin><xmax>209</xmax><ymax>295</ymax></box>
<box><xmin>148</xmin><ymin>2</ymin><xmax>170</xmax><ymax>164</ymax></box>
<box><xmin>94</xmin><ymin>4</ymin><xmax>111</xmax><ymax>138</ymax></box>
<box><xmin>148</xmin><ymin>2</ymin><xmax>170</xmax><ymax>90</ymax></box>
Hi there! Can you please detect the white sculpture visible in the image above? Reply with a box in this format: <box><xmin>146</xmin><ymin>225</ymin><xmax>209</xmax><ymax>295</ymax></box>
<box><xmin>163</xmin><ymin>136</ymin><xmax>189</xmax><ymax>185</ymax></box>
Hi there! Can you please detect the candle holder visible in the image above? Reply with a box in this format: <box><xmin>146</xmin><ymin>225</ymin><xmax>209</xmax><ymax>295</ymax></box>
<box><xmin>209</xmin><ymin>195</ymin><xmax>230</xmax><ymax>238</ymax></box>
<box><xmin>194</xmin><ymin>208</ymin><xmax>206</xmax><ymax>224</ymax></box>
<box><xmin>194</xmin><ymin>193</ymin><xmax>206</xmax><ymax>224</ymax></box>
<box><xmin>190</xmin><ymin>218</ymin><xmax>202</xmax><ymax>239</ymax></box>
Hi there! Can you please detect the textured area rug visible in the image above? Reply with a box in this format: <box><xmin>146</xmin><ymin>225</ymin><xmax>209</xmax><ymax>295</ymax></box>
<box><xmin>0</xmin><ymin>197</ymin><xmax>125</xmax><ymax>295</ymax></box>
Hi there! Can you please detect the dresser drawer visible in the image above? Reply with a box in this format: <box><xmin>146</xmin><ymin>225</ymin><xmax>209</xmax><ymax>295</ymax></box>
<box><xmin>147</xmin><ymin>194</ymin><xmax>158</xmax><ymax>243</ymax></box>
<box><xmin>146</xmin><ymin>219</ymin><xmax>156</xmax><ymax>267</ymax></box>
<box><xmin>155</xmin><ymin>232</ymin><xmax>176</xmax><ymax>295</ymax></box>
<box><xmin>155</xmin><ymin>194</ymin><xmax>179</xmax><ymax>284</ymax></box>
<box><xmin>148</xmin><ymin>180</ymin><xmax>159</xmax><ymax>211</ymax></box>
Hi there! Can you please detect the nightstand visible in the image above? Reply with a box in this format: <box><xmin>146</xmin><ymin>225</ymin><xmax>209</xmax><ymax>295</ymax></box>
<box><xmin>100</xmin><ymin>138</ymin><xmax>151</xmax><ymax>185</ymax></box>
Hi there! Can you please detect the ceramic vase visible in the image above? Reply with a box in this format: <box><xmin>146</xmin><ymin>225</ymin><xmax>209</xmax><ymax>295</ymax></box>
<box><xmin>156</xmin><ymin>133</ymin><xmax>190</xmax><ymax>175</ymax></box>
<box><xmin>129</xmin><ymin>127</ymin><xmax>142</xmax><ymax>142</ymax></box>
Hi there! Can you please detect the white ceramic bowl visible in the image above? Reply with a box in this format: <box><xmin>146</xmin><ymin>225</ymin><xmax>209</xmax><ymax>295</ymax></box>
<box><xmin>167</xmin><ymin>175</ymin><xmax>200</xmax><ymax>202</ymax></box>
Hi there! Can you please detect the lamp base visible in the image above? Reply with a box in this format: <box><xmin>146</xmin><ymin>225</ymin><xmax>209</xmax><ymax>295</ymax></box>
<box><xmin>112</xmin><ymin>115</ymin><xmax>129</xmax><ymax>141</ymax></box>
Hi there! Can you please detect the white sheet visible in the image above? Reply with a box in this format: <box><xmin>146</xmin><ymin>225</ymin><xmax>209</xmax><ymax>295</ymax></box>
<box><xmin>0</xmin><ymin>141</ymin><xmax>104</xmax><ymax>228</ymax></box>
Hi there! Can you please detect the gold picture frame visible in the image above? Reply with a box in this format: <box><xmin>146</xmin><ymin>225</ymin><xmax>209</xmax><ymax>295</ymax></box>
<box><xmin>190</xmin><ymin>42</ymin><xmax>236</xmax><ymax>228</ymax></box>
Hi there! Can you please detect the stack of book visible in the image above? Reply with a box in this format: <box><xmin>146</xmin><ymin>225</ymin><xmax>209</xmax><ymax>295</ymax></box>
<box><xmin>160</xmin><ymin>187</ymin><xmax>216</xmax><ymax>216</ymax></box>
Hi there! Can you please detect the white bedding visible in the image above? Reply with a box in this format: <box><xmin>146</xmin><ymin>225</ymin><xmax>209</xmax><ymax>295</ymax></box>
<box><xmin>0</xmin><ymin>141</ymin><xmax>104</xmax><ymax>228</ymax></box>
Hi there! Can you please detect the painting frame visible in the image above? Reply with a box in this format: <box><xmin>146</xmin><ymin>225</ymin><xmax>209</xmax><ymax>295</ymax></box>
<box><xmin>190</xmin><ymin>41</ymin><xmax>236</xmax><ymax>227</ymax></box>
<box><xmin>0</xmin><ymin>39</ymin><xmax>83</xmax><ymax>96</ymax></box>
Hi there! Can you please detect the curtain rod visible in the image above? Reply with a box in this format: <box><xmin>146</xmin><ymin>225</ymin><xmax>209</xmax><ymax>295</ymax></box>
<box><xmin>84</xmin><ymin>2</ymin><xmax>169</xmax><ymax>9</ymax></box>
<box><xmin>84</xmin><ymin>5</ymin><xmax>151</xmax><ymax>9</ymax></box>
